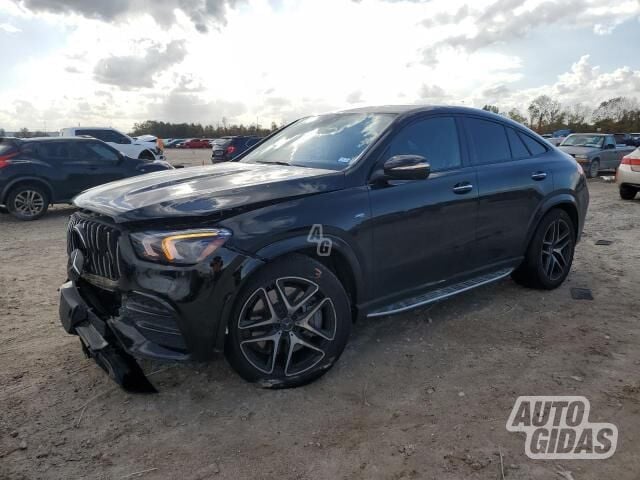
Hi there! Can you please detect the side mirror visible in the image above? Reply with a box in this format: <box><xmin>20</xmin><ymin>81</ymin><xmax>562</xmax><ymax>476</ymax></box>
<box><xmin>383</xmin><ymin>155</ymin><xmax>430</xmax><ymax>180</ymax></box>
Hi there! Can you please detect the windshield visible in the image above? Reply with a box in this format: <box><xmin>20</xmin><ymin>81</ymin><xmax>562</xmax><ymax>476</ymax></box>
<box><xmin>560</xmin><ymin>135</ymin><xmax>604</xmax><ymax>148</ymax></box>
<box><xmin>240</xmin><ymin>113</ymin><xmax>396</xmax><ymax>170</ymax></box>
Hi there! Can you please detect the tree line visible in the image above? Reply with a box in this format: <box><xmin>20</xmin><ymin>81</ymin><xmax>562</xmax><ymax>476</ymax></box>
<box><xmin>483</xmin><ymin>96</ymin><xmax>640</xmax><ymax>134</ymax></box>
<box><xmin>5</xmin><ymin>96</ymin><xmax>640</xmax><ymax>139</ymax></box>
<box><xmin>128</xmin><ymin>120</ymin><xmax>281</xmax><ymax>139</ymax></box>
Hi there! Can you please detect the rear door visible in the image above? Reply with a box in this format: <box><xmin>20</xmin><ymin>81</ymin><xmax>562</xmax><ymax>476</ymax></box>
<box><xmin>369</xmin><ymin>115</ymin><xmax>479</xmax><ymax>301</ymax></box>
<box><xmin>464</xmin><ymin>117</ymin><xmax>556</xmax><ymax>268</ymax></box>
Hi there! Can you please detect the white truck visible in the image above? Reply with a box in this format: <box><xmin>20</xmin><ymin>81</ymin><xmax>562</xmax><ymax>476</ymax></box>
<box><xmin>60</xmin><ymin>127</ymin><xmax>164</xmax><ymax>161</ymax></box>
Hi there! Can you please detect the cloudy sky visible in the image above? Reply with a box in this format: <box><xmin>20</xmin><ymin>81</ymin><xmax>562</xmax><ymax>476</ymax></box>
<box><xmin>0</xmin><ymin>0</ymin><xmax>639</xmax><ymax>132</ymax></box>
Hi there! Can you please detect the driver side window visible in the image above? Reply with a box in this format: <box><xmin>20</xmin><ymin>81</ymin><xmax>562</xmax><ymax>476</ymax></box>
<box><xmin>387</xmin><ymin>116</ymin><xmax>461</xmax><ymax>172</ymax></box>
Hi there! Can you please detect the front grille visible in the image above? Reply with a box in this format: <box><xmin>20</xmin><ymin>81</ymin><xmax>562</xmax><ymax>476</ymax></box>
<box><xmin>67</xmin><ymin>213</ymin><xmax>121</xmax><ymax>281</ymax></box>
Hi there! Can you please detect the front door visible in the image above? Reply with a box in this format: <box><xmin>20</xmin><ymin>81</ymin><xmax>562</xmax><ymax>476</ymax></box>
<box><xmin>368</xmin><ymin>115</ymin><xmax>478</xmax><ymax>303</ymax></box>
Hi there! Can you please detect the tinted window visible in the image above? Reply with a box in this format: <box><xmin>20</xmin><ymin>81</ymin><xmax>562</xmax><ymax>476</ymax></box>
<box><xmin>466</xmin><ymin>117</ymin><xmax>511</xmax><ymax>164</ymax></box>
<box><xmin>72</xmin><ymin>142</ymin><xmax>119</xmax><ymax>163</ymax></box>
<box><xmin>506</xmin><ymin>127</ymin><xmax>530</xmax><ymax>159</ymax></box>
<box><xmin>388</xmin><ymin>116</ymin><xmax>461</xmax><ymax>171</ymax></box>
<box><xmin>39</xmin><ymin>142</ymin><xmax>71</xmax><ymax>160</ymax></box>
<box><xmin>241</xmin><ymin>113</ymin><xmax>396</xmax><ymax>171</ymax></box>
<box><xmin>519</xmin><ymin>133</ymin><xmax>547</xmax><ymax>156</ymax></box>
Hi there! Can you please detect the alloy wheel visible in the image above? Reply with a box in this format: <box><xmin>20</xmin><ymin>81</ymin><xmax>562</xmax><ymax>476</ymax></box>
<box><xmin>13</xmin><ymin>190</ymin><xmax>45</xmax><ymax>217</ymax></box>
<box><xmin>540</xmin><ymin>219</ymin><xmax>572</xmax><ymax>281</ymax></box>
<box><xmin>238</xmin><ymin>276</ymin><xmax>337</xmax><ymax>377</ymax></box>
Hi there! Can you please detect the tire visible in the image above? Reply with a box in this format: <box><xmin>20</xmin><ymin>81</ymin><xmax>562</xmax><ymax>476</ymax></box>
<box><xmin>586</xmin><ymin>159</ymin><xmax>599</xmax><ymax>178</ymax></box>
<box><xmin>6</xmin><ymin>184</ymin><xmax>50</xmax><ymax>221</ymax></box>
<box><xmin>225</xmin><ymin>254</ymin><xmax>351</xmax><ymax>388</ymax></box>
<box><xmin>512</xmin><ymin>209</ymin><xmax>576</xmax><ymax>290</ymax></box>
<box><xmin>619</xmin><ymin>185</ymin><xmax>637</xmax><ymax>200</ymax></box>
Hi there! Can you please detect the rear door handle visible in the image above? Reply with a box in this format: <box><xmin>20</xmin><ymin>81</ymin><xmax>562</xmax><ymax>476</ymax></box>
<box><xmin>452</xmin><ymin>182</ymin><xmax>473</xmax><ymax>194</ymax></box>
<box><xmin>531</xmin><ymin>171</ymin><xmax>547</xmax><ymax>181</ymax></box>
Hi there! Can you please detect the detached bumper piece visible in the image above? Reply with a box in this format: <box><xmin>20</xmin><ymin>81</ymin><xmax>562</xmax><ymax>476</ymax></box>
<box><xmin>59</xmin><ymin>281</ymin><xmax>157</xmax><ymax>393</ymax></box>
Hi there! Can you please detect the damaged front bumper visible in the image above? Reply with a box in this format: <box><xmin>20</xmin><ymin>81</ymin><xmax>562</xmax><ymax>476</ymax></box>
<box><xmin>59</xmin><ymin>281</ymin><xmax>157</xmax><ymax>393</ymax></box>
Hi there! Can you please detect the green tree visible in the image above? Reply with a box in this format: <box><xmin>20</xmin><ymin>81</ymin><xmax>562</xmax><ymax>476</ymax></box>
<box><xmin>506</xmin><ymin>108</ymin><xmax>527</xmax><ymax>125</ymax></box>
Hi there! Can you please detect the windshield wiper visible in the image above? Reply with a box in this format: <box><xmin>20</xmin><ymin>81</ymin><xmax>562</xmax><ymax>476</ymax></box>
<box><xmin>255</xmin><ymin>160</ymin><xmax>292</xmax><ymax>166</ymax></box>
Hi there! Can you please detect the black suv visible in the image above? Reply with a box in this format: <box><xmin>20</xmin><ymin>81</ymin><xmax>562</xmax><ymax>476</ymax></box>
<box><xmin>211</xmin><ymin>136</ymin><xmax>263</xmax><ymax>163</ymax></box>
<box><xmin>59</xmin><ymin>106</ymin><xmax>588</xmax><ymax>391</ymax></box>
<box><xmin>0</xmin><ymin>137</ymin><xmax>173</xmax><ymax>220</ymax></box>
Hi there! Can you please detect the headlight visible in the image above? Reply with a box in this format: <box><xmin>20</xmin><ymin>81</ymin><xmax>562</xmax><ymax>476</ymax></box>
<box><xmin>574</xmin><ymin>154</ymin><xmax>588</xmax><ymax>159</ymax></box>
<box><xmin>130</xmin><ymin>229</ymin><xmax>232</xmax><ymax>264</ymax></box>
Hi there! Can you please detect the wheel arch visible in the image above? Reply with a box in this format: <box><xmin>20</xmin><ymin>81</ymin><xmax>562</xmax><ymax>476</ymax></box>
<box><xmin>1</xmin><ymin>177</ymin><xmax>55</xmax><ymax>204</ymax></box>
<box><xmin>138</xmin><ymin>149</ymin><xmax>156</xmax><ymax>160</ymax></box>
<box><xmin>213</xmin><ymin>235</ymin><xmax>365</xmax><ymax>353</ymax></box>
<box><xmin>525</xmin><ymin>194</ymin><xmax>580</xmax><ymax>250</ymax></box>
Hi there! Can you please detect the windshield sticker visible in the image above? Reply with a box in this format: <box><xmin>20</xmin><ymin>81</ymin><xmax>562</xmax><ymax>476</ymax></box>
<box><xmin>338</xmin><ymin>157</ymin><xmax>352</xmax><ymax>164</ymax></box>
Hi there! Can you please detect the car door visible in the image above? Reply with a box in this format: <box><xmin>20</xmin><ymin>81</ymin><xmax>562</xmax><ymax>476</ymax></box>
<box><xmin>37</xmin><ymin>141</ymin><xmax>92</xmax><ymax>200</ymax></box>
<box><xmin>368</xmin><ymin>115</ymin><xmax>479</xmax><ymax>302</ymax></box>
<box><xmin>603</xmin><ymin>135</ymin><xmax>618</xmax><ymax>169</ymax></box>
<box><xmin>69</xmin><ymin>141</ymin><xmax>126</xmax><ymax>190</ymax></box>
<box><xmin>465</xmin><ymin>117</ymin><xmax>556</xmax><ymax>268</ymax></box>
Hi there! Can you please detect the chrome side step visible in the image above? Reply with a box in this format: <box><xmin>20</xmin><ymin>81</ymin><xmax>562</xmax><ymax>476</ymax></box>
<box><xmin>367</xmin><ymin>268</ymin><xmax>513</xmax><ymax>318</ymax></box>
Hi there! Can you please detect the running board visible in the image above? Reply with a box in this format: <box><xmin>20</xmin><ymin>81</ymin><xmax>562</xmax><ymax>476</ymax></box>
<box><xmin>367</xmin><ymin>268</ymin><xmax>513</xmax><ymax>318</ymax></box>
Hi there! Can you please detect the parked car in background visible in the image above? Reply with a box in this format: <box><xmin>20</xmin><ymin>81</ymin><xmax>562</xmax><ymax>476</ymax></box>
<box><xmin>558</xmin><ymin>133</ymin><xmax>635</xmax><ymax>178</ymax></box>
<box><xmin>179</xmin><ymin>138</ymin><xmax>211</xmax><ymax>149</ymax></box>
<box><xmin>630</xmin><ymin>133</ymin><xmax>640</xmax><ymax>144</ymax></box>
<box><xmin>616</xmin><ymin>147</ymin><xmax>640</xmax><ymax>200</ymax></box>
<box><xmin>0</xmin><ymin>137</ymin><xmax>173</xmax><ymax>220</ymax></box>
<box><xmin>164</xmin><ymin>139</ymin><xmax>185</xmax><ymax>148</ymax></box>
<box><xmin>553</xmin><ymin>129</ymin><xmax>573</xmax><ymax>138</ymax></box>
<box><xmin>614</xmin><ymin>133</ymin><xmax>639</xmax><ymax>147</ymax></box>
<box><xmin>211</xmin><ymin>136</ymin><xmax>263</xmax><ymax>163</ymax></box>
<box><xmin>58</xmin><ymin>105</ymin><xmax>588</xmax><ymax>391</ymax></box>
<box><xmin>547</xmin><ymin>137</ymin><xmax>565</xmax><ymax>147</ymax></box>
<box><xmin>60</xmin><ymin>127</ymin><xmax>164</xmax><ymax>161</ymax></box>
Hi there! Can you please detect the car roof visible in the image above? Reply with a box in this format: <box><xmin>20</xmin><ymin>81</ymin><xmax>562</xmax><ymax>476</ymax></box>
<box><xmin>20</xmin><ymin>136</ymin><xmax>100</xmax><ymax>142</ymax></box>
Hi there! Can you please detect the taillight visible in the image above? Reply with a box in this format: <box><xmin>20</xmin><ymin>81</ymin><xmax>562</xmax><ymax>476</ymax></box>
<box><xmin>0</xmin><ymin>151</ymin><xmax>17</xmax><ymax>168</ymax></box>
<box><xmin>621</xmin><ymin>156</ymin><xmax>640</xmax><ymax>166</ymax></box>
<box><xmin>225</xmin><ymin>145</ymin><xmax>236</xmax><ymax>155</ymax></box>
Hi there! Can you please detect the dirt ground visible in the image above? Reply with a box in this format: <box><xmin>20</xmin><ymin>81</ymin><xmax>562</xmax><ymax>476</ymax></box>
<box><xmin>1</xmin><ymin>151</ymin><xmax>639</xmax><ymax>480</ymax></box>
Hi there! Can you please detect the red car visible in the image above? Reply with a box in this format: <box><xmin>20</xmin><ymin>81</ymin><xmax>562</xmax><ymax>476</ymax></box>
<box><xmin>179</xmin><ymin>138</ymin><xmax>211</xmax><ymax>149</ymax></box>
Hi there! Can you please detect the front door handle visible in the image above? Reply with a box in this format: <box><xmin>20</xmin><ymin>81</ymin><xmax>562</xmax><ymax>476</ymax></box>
<box><xmin>452</xmin><ymin>182</ymin><xmax>473</xmax><ymax>194</ymax></box>
<box><xmin>531</xmin><ymin>171</ymin><xmax>547</xmax><ymax>181</ymax></box>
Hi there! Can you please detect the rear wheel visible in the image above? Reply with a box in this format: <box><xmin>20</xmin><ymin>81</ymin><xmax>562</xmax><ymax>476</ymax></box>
<box><xmin>619</xmin><ymin>185</ymin><xmax>637</xmax><ymax>200</ymax></box>
<box><xmin>586</xmin><ymin>159</ymin><xmax>599</xmax><ymax>178</ymax></box>
<box><xmin>512</xmin><ymin>209</ymin><xmax>575</xmax><ymax>290</ymax></box>
<box><xmin>225</xmin><ymin>254</ymin><xmax>351</xmax><ymax>388</ymax></box>
<box><xmin>7</xmin><ymin>184</ymin><xmax>50</xmax><ymax>220</ymax></box>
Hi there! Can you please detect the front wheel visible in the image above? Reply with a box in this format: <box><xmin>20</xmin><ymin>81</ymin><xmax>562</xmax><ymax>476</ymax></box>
<box><xmin>586</xmin><ymin>159</ymin><xmax>599</xmax><ymax>179</ymax></box>
<box><xmin>512</xmin><ymin>209</ymin><xmax>576</xmax><ymax>290</ymax></box>
<box><xmin>225</xmin><ymin>254</ymin><xmax>351</xmax><ymax>388</ymax></box>
<box><xmin>138</xmin><ymin>150</ymin><xmax>155</xmax><ymax>160</ymax></box>
<box><xmin>619</xmin><ymin>185</ymin><xmax>637</xmax><ymax>200</ymax></box>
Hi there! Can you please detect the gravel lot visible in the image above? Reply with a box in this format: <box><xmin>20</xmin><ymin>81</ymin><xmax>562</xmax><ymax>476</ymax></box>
<box><xmin>1</xmin><ymin>151</ymin><xmax>639</xmax><ymax>479</ymax></box>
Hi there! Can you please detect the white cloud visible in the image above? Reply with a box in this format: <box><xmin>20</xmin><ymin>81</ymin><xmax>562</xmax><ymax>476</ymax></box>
<box><xmin>0</xmin><ymin>22</ymin><xmax>20</xmax><ymax>32</ymax></box>
<box><xmin>0</xmin><ymin>0</ymin><xmax>638</xmax><ymax>131</ymax></box>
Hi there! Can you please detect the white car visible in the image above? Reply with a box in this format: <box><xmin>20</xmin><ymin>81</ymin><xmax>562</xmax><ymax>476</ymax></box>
<box><xmin>60</xmin><ymin>127</ymin><xmax>164</xmax><ymax>161</ymax></box>
<box><xmin>617</xmin><ymin>147</ymin><xmax>640</xmax><ymax>200</ymax></box>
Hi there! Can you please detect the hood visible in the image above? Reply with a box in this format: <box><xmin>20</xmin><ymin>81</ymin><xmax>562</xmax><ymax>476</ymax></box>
<box><xmin>557</xmin><ymin>145</ymin><xmax>597</xmax><ymax>156</ymax></box>
<box><xmin>73</xmin><ymin>162</ymin><xmax>345</xmax><ymax>222</ymax></box>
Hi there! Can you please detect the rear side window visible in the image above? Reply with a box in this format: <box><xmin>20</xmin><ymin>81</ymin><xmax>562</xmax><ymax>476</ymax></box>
<box><xmin>388</xmin><ymin>116</ymin><xmax>461</xmax><ymax>171</ymax></box>
<box><xmin>39</xmin><ymin>142</ymin><xmax>71</xmax><ymax>160</ymax></box>
<box><xmin>506</xmin><ymin>128</ymin><xmax>530</xmax><ymax>159</ymax></box>
<box><xmin>519</xmin><ymin>133</ymin><xmax>547</xmax><ymax>156</ymax></box>
<box><xmin>466</xmin><ymin>117</ymin><xmax>511</xmax><ymax>164</ymax></box>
